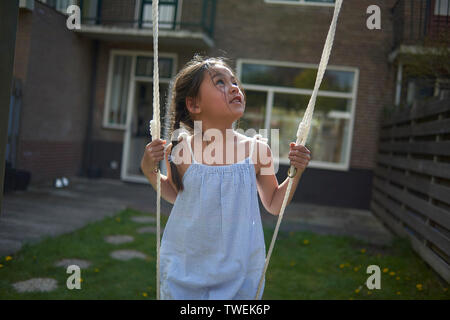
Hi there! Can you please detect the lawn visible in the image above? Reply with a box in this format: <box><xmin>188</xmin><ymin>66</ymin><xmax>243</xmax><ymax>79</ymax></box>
<box><xmin>0</xmin><ymin>208</ymin><xmax>448</xmax><ymax>300</ymax></box>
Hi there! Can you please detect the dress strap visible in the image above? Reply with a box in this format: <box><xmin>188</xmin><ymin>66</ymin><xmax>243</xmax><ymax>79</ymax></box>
<box><xmin>249</xmin><ymin>134</ymin><xmax>265</xmax><ymax>159</ymax></box>
<box><xmin>187</xmin><ymin>135</ymin><xmax>198</xmax><ymax>164</ymax></box>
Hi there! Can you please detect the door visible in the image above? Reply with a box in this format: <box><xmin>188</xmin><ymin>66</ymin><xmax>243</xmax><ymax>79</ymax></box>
<box><xmin>123</xmin><ymin>80</ymin><xmax>170</xmax><ymax>182</ymax></box>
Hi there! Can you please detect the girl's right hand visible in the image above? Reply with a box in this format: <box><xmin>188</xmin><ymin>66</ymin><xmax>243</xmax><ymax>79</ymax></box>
<box><xmin>141</xmin><ymin>138</ymin><xmax>167</xmax><ymax>176</ymax></box>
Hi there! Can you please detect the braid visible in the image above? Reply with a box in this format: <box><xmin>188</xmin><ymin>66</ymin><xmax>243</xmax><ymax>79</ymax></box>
<box><xmin>168</xmin><ymin>117</ymin><xmax>185</xmax><ymax>191</ymax></box>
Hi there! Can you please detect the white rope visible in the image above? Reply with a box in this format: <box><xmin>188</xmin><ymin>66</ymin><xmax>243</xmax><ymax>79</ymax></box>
<box><xmin>149</xmin><ymin>0</ymin><xmax>161</xmax><ymax>301</ymax></box>
<box><xmin>255</xmin><ymin>0</ymin><xmax>343</xmax><ymax>300</ymax></box>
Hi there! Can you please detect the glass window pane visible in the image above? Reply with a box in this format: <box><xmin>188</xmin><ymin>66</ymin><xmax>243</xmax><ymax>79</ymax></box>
<box><xmin>271</xmin><ymin>92</ymin><xmax>351</xmax><ymax>164</ymax></box>
<box><xmin>142</xmin><ymin>2</ymin><xmax>177</xmax><ymax>29</ymax></box>
<box><xmin>241</xmin><ymin>63</ymin><xmax>353</xmax><ymax>92</ymax></box>
<box><xmin>135</xmin><ymin>56</ymin><xmax>173</xmax><ymax>78</ymax></box>
<box><xmin>308</xmin><ymin>115</ymin><xmax>349</xmax><ymax>164</ymax></box>
<box><xmin>239</xmin><ymin>90</ymin><xmax>267</xmax><ymax>133</ymax></box>
<box><xmin>134</xmin><ymin>82</ymin><xmax>169</xmax><ymax>138</ymax></box>
<box><xmin>109</xmin><ymin>55</ymin><xmax>132</xmax><ymax>125</ymax></box>
<box><xmin>271</xmin><ymin>93</ymin><xmax>309</xmax><ymax>158</ymax></box>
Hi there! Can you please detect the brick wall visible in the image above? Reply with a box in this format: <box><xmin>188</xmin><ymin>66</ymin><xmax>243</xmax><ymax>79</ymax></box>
<box><xmin>15</xmin><ymin>1</ymin><xmax>93</xmax><ymax>185</ymax></box>
<box><xmin>100</xmin><ymin>0</ymin><xmax>138</xmax><ymax>27</ymax></box>
<box><xmin>13</xmin><ymin>9</ymin><xmax>33</xmax><ymax>82</ymax></box>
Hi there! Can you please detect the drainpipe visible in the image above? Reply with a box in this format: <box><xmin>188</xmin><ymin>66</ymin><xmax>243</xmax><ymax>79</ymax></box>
<box><xmin>0</xmin><ymin>1</ymin><xmax>19</xmax><ymax>213</ymax></box>
<box><xmin>82</xmin><ymin>39</ymin><xmax>99</xmax><ymax>178</ymax></box>
<box><xmin>395</xmin><ymin>62</ymin><xmax>403</xmax><ymax>107</ymax></box>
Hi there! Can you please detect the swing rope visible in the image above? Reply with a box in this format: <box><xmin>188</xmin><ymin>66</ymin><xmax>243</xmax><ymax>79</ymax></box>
<box><xmin>255</xmin><ymin>0</ymin><xmax>343</xmax><ymax>300</ymax></box>
<box><xmin>149</xmin><ymin>0</ymin><xmax>161</xmax><ymax>301</ymax></box>
<box><xmin>150</xmin><ymin>0</ymin><xmax>344</xmax><ymax>301</ymax></box>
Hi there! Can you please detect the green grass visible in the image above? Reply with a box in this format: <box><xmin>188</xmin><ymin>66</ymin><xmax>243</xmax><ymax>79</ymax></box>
<box><xmin>0</xmin><ymin>208</ymin><xmax>448</xmax><ymax>300</ymax></box>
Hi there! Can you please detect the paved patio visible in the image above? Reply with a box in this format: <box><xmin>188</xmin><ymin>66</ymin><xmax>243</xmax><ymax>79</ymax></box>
<box><xmin>0</xmin><ymin>176</ymin><xmax>394</xmax><ymax>257</ymax></box>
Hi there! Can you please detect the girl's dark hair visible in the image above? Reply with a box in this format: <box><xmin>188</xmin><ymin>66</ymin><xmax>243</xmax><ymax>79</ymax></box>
<box><xmin>166</xmin><ymin>54</ymin><xmax>245</xmax><ymax>192</ymax></box>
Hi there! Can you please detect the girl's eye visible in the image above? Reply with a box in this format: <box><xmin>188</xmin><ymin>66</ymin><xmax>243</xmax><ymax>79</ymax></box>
<box><xmin>216</xmin><ymin>79</ymin><xmax>224</xmax><ymax>85</ymax></box>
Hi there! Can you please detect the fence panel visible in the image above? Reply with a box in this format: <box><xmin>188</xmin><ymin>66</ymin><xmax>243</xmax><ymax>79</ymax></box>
<box><xmin>371</xmin><ymin>98</ymin><xmax>450</xmax><ymax>283</ymax></box>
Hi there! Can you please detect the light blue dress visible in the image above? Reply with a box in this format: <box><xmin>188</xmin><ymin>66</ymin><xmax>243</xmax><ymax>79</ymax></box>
<box><xmin>160</xmin><ymin>134</ymin><xmax>266</xmax><ymax>300</ymax></box>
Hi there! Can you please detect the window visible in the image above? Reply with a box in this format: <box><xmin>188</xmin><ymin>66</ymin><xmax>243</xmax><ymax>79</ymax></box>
<box><xmin>40</xmin><ymin>0</ymin><xmax>77</xmax><ymax>14</ymax></box>
<box><xmin>434</xmin><ymin>0</ymin><xmax>449</xmax><ymax>16</ymax></box>
<box><xmin>237</xmin><ymin>60</ymin><xmax>358</xmax><ymax>170</ymax></box>
<box><xmin>140</xmin><ymin>0</ymin><xmax>178</xmax><ymax>29</ymax></box>
<box><xmin>103</xmin><ymin>51</ymin><xmax>176</xmax><ymax>129</ymax></box>
<box><xmin>105</xmin><ymin>55</ymin><xmax>133</xmax><ymax>127</ymax></box>
<box><xmin>264</xmin><ymin>0</ymin><xmax>335</xmax><ymax>7</ymax></box>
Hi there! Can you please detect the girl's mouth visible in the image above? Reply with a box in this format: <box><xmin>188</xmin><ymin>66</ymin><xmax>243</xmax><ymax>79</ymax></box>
<box><xmin>230</xmin><ymin>96</ymin><xmax>242</xmax><ymax>104</ymax></box>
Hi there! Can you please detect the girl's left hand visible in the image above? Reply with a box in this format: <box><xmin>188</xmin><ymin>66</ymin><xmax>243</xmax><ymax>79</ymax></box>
<box><xmin>288</xmin><ymin>142</ymin><xmax>311</xmax><ymax>174</ymax></box>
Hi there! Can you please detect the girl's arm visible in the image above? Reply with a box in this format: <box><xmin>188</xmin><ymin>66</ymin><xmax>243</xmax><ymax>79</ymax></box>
<box><xmin>141</xmin><ymin>140</ymin><xmax>178</xmax><ymax>205</ymax></box>
<box><xmin>256</xmin><ymin>141</ymin><xmax>310</xmax><ymax>216</ymax></box>
<box><xmin>144</xmin><ymin>171</ymin><xmax>178</xmax><ymax>205</ymax></box>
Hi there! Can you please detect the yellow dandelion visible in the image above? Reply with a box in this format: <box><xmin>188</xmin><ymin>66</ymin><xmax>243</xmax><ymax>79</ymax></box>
<box><xmin>80</xmin><ymin>278</ymin><xmax>83</xmax><ymax>283</ymax></box>
<box><xmin>94</xmin><ymin>268</ymin><xmax>99</xmax><ymax>273</ymax></box>
<box><xmin>355</xmin><ymin>288</ymin><xmax>360</xmax><ymax>294</ymax></box>
<box><xmin>367</xmin><ymin>291</ymin><xmax>372</xmax><ymax>295</ymax></box>
<box><xmin>339</xmin><ymin>264</ymin><xmax>345</xmax><ymax>269</ymax></box>
<box><xmin>349</xmin><ymin>297</ymin><xmax>354</xmax><ymax>300</ymax></box>
<box><xmin>142</xmin><ymin>292</ymin><xmax>148</xmax><ymax>297</ymax></box>
<box><xmin>360</xmin><ymin>249</ymin><xmax>366</xmax><ymax>254</ymax></box>
<box><xmin>0</xmin><ymin>264</ymin><xmax>3</xmax><ymax>268</ymax></box>
<box><xmin>316</xmin><ymin>268</ymin><xmax>323</xmax><ymax>273</ymax></box>
<box><xmin>383</xmin><ymin>268</ymin><xmax>389</xmax><ymax>273</ymax></box>
<box><xmin>416</xmin><ymin>284</ymin><xmax>423</xmax><ymax>291</ymax></box>
<box><xmin>290</xmin><ymin>261</ymin><xmax>296</xmax><ymax>267</ymax></box>
<box><xmin>353</xmin><ymin>267</ymin><xmax>359</xmax><ymax>272</ymax></box>
<box><xmin>389</xmin><ymin>271</ymin><xmax>395</xmax><ymax>276</ymax></box>
<box><xmin>115</xmin><ymin>217</ymin><xmax>121</xmax><ymax>222</ymax></box>
<box><xmin>5</xmin><ymin>256</ymin><xmax>12</xmax><ymax>262</ymax></box>
<box><xmin>303</xmin><ymin>239</ymin><xmax>309</xmax><ymax>245</ymax></box>
<box><xmin>396</xmin><ymin>276</ymin><xmax>400</xmax><ymax>280</ymax></box>
<box><xmin>396</xmin><ymin>291</ymin><xmax>401</xmax><ymax>295</ymax></box>
<box><xmin>443</xmin><ymin>288</ymin><xmax>448</xmax><ymax>292</ymax></box>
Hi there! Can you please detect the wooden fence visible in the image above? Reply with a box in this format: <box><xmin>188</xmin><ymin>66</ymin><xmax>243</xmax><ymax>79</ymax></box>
<box><xmin>371</xmin><ymin>98</ymin><xmax>450</xmax><ymax>283</ymax></box>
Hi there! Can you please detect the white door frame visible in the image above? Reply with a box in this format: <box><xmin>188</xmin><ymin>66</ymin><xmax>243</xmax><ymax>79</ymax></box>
<box><xmin>118</xmin><ymin>50</ymin><xmax>177</xmax><ymax>183</ymax></box>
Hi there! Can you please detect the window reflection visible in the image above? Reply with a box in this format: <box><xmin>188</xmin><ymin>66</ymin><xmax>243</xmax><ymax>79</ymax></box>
<box><xmin>242</xmin><ymin>63</ymin><xmax>353</xmax><ymax>93</ymax></box>
<box><xmin>239</xmin><ymin>90</ymin><xmax>267</xmax><ymax>132</ymax></box>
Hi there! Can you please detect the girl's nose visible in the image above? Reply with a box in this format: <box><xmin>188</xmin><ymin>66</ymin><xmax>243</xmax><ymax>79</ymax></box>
<box><xmin>229</xmin><ymin>83</ymin><xmax>239</xmax><ymax>94</ymax></box>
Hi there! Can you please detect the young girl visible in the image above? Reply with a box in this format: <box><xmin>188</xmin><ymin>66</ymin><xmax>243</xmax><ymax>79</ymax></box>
<box><xmin>141</xmin><ymin>55</ymin><xmax>311</xmax><ymax>300</ymax></box>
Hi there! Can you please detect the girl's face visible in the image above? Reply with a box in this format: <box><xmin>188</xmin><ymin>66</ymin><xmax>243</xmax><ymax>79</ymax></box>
<box><xmin>193</xmin><ymin>65</ymin><xmax>245</xmax><ymax>123</ymax></box>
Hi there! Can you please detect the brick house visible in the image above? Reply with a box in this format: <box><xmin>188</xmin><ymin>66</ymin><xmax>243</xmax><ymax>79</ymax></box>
<box><xmin>9</xmin><ymin>0</ymin><xmax>448</xmax><ymax>210</ymax></box>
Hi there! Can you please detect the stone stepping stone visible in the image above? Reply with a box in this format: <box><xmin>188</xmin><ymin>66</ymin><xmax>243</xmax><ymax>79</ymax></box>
<box><xmin>12</xmin><ymin>278</ymin><xmax>58</xmax><ymax>293</ymax></box>
<box><xmin>54</xmin><ymin>259</ymin><xmax>92</xmax><ymax>269</ymax></box>
<box><xmin>137</xmin><ymin>226</ymin><xmax>164</xmax><ymax>234</ymax></box>
<box><xmin>110</xmin><ymin>249</ymin><xmax>148</xmax><ymax>261</ymax></box>
<box><xmin>104</xmin><ymin>235</ymin><xmax>134</xmax><ymax>244</ymax></box>
<box><xmin>130</xmin><ymin>216</ymin><xmax>156</xmax><ymax>224</ymax></box>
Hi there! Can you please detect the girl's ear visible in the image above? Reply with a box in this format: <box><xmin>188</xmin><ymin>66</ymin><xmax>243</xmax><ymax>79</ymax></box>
<box><xmin>186</xmin><ymin>97</ymin><xmax>201</xmax><ymax>115</ymax></box>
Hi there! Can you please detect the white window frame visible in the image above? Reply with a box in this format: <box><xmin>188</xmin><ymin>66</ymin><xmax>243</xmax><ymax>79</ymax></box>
<box><xmin>264</xmin><ymin>0</ymin><xmax>335</xmax><ymax>7</ymax></box>
<box><xmin>236</xmin><ymin>58</ymin><xmax>359</xmax><ymax>171</ymax></box>
<box><xmin>103</xmin><ymin>49</ymin><xmax>177</xmax><ymax>130</ymax></box>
